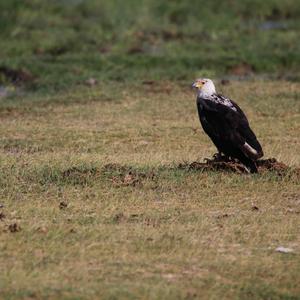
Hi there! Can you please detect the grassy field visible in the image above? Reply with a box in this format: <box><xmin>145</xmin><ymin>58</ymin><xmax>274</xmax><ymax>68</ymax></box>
<box><xmin>0</xmin><ymin>80</ymin><xmax>299</xmax><ymax>299</ymax></box>
<box><xmin>0</xmin><ymin>1</ymin><xmax>300</xmax><ymax>299</ymax></box>
<box><xmin>1</xmin><ymin>0</ymin><xmax>300</xmax><ymax>93</ymax></box>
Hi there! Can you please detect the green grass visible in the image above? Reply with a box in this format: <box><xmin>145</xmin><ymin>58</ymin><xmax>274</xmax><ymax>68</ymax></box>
<box><xmin>0</xmin><ymin>80</ymin><xmax>299</xmax><ymax>299</ymax></box>
<box><xmin>1</xmin><ymin>0</ymin><xmax>300</xmax><ymax>94</ymax></box>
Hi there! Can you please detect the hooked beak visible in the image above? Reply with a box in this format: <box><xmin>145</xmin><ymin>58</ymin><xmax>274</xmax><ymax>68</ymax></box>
<box><xmin>192</xmin><ymin>81</ymin><xmax>202</xmax><ymax>89</ymax></box>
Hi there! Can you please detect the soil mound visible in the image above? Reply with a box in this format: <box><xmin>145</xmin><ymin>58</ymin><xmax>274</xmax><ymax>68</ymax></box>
<box><xmin>178</xmin><ymin>157</ymin><xmax>300</xmax><ymax>177</ymax></box>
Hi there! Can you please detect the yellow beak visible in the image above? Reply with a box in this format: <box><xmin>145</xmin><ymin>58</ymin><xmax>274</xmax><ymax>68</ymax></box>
<box><xmin>192</xmin><ymin>81</ymin><xmax>203</xmax><ymax>89</ymax></box>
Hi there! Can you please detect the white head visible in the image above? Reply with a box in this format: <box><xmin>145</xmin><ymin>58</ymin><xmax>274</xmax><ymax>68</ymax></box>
<box><xmin>192</xmin><ymin>78</ymin><xmax>216</xmax><ymax>98</ymax></box>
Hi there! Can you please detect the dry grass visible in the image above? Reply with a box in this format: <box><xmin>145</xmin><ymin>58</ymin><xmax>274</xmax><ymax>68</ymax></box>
<box><xmin>0</xmin><ymin>80</ymin><xmax>299</xmax><ymax>299</ymax></box>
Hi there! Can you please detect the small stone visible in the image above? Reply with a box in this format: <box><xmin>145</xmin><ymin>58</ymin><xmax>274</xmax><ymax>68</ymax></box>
<box><xmin>275</xmin><ymin>246</ymin><xmax>294</xmax><ymax>253</ymax></box>
<box><xmin>37</xmin><ymin>226</ymin><xmax>48</xmax><ymax>233</ymax></box>
<box><xmin>85</xmin><ymin>78</ymin><xmax>98</xmax><ymax>86</ymax></box>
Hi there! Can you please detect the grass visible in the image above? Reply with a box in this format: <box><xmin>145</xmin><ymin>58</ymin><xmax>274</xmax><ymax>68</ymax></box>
<box><xmin>0</xmin><ymin>1</ymin><xmax>300</xmax><ymax>299</ymax></box>
<box><xmin>0</xmin><ymin>80</ymin><xmax>299</xmax><ymax>299</ymax></box>
<box><xmin>1</xmin><ymin>0</ymin><xmax>300</xmax><ymax>94</ymax></box>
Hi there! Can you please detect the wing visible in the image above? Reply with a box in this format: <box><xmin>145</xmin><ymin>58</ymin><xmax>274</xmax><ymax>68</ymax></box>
<box><xmin>198</xmin><ymin>95</ymin><xmax>263</xmax><ymax>159</ymax></box>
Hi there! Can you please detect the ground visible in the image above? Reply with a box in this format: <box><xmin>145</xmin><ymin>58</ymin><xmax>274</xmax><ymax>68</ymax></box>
<box><xmin>0</xmin><ymin>80</ymin><xmax>299</xmax><ymax>299</ymax></box>
<box><xmin>0</xmin><ymin>1</ymin><xmax>300</xmax><ymax>299</ymax></box>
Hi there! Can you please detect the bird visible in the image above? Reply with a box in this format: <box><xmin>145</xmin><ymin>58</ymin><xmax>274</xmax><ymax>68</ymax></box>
<box><xmin>192</xmin><ymin>78</ymin><xmax>263</xmax><ymax>173</ymax></box>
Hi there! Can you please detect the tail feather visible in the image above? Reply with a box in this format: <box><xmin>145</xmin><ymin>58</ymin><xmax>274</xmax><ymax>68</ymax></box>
<box><xmin>241</xmin><ymin>142</ymin><xmax>263</xmax><ymax>160</ymax></box>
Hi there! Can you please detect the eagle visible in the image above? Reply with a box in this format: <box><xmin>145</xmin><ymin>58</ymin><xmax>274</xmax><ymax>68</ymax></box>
<box><xmin>192</xmin><ymin>78</ymin><xmax>263</xmax><ymax>173</ymax></box>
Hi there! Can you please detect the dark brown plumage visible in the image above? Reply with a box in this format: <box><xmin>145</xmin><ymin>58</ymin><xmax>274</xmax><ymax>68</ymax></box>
<box><xmin>193</xmin><ymin>78</ymin><xmax>263</xmax><ymax>173</ymax></box>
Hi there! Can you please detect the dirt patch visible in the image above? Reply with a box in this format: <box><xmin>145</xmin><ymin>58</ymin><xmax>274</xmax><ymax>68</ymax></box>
<box><xmin>127</xmin><ymin>46</ymin><xmax>145</xmax><ymax>55</ymax></box>
<box><xmin>227</xmin><ymin>62</ymin><xmax>254</xmax><ymax>76</ymax></box>
<box><xmin>0</xmin><ymin>66</ymin><xmax>35</xmax><ymax>86</ymax></box>
<box><xmin>59</xmin><ymin>201</ymin><xmax>68</xmax><ymax>210</ymax></box>
<box><xmin>54</xmin><ymin>159</ymin><xmax>298</xmax><ymax>188</ymax></box>
<box><xmin>34</xmin><ymin>45</ymin><xmax>70</xmax><ymax>56</ymax></box>
<box><xmin>61</xmin><ymin>166</ymin><xmax>101</xmax><ymax>185</ymax></box>
<box><xmin>142</xmin><ymin>80</ymin><xmax>155</xmax><ymax>85</ymax></box>
<box><xmin>102</xmin><ymin>163</ymin><xmax>156</xmax><ymax>187</ymax></box>
<box><xmin>220</xmin><ymin>79</ymin><xmax>230</xmax><ymax>85</ymax></box>
<box><xmin>111</xmin><ymin>212</ymin><xmax>160</xmax><ymax>227</ymax></box>
<box><xmin>8</xmin><ymin>223</ymin><xmax>21</xmax><ymax>233</ymax></box>
<box><xmin>112</xmin><ymin>213</ymin><xmax>143</xmax><ymax>224</ymax></box>
<box><xmin>257</xmin><ymin>158</ymin><xmax>294</xmax><ymax>173</ymax></box>
<box><xmin>142</xmin><ymin>81</ymin><xmax>173</xmax><ymax>94</ymax></box>
<box><xmin>179</xmin><ymin>160</ymin><xmax>246</xmax><ymax>174</ymax></box>
<box><xmin>103</xmin><ymin>159</ymin><xmax>299</xmax><ymax>185</ymax></box>
<box><xmin>178</xmin><ymin>157</ymin><xmax>300</xmax><ymax>177</ymax></box>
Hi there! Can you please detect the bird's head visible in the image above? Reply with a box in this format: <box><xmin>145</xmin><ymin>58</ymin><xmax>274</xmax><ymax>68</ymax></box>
<box><xmin>192</xmin><ymin>78</ymin><xmax>216</xmax><ymax>97</ymax></box>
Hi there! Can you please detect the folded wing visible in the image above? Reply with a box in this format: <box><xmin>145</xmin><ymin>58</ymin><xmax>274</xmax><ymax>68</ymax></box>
<box><xmin>198</xmin><ymin>95</ymin><xmax>263</xmax><ymax>160</ymax></box>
